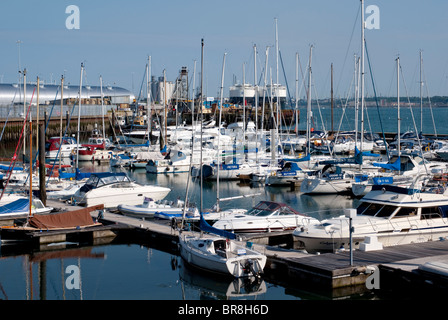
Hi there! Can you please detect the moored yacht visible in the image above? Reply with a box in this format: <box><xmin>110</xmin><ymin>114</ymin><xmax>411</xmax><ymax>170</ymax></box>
<box><xmin>293</xmin><ymin>184</ymin><xmax>448</xmax><ymax>252</ymax></box>
<box><xmin>72</xmin><ymin>172</ymin><xmax>171</xmax><ymax>208</ymax></box>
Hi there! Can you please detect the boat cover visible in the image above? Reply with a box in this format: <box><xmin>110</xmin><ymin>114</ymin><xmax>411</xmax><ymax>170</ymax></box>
<box><xmin>0</xmin><ymin>198</ymin><xmax>29</xmax><ymax>214</ymax></box>
<box><xmin>29</xmin><ymin>205</ymin><xmax>103</xmax><ymax>229</ymax></box>
<box><xmin>199</xmin><ymin>213</ymin><xmax>237</xmax><ymax>240</ymax></box>
<box><xmin>373</xmin><ymin>156</ymin><xmax>401</xmax><ymax>171</ymax></box>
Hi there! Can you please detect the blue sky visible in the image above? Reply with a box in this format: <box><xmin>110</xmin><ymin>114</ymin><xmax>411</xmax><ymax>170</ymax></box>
<box><xmin>1</xmin><ymin>0</ymin><xmax>448</xmax><ymax>100</ymax></box>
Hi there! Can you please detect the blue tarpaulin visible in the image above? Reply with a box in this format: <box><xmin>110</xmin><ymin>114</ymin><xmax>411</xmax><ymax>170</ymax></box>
<box><xmin>0</xmin><ymin>198</ymin><xmax>29</xmax><ymax>215</ymax></box>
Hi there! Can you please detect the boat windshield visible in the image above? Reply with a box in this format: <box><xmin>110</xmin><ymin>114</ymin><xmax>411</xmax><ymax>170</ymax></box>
<box><xmin>245</xmin><ymin>202</ymin><xmax>297</xmax><ymax>217</ymax></box>
<box><xmin>245</xmin><ymin>202</ymin><xmax>281</xmax><ymax>217</ymax></box>
<box><xmin>357</xmin><ymin>202</ymin><xmax>398</xmax><ymax>218</ymax></box>
<box><xmin>85</xmin><ymin>174</ymin><xmax>130</xmax><ymax>188</ymax></box>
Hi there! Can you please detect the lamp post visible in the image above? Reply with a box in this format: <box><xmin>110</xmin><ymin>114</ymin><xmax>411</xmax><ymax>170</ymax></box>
<box><xmin>345</xmin><ymin>208</ymin><xmax>356</xmax><ymax>266</ymax></box>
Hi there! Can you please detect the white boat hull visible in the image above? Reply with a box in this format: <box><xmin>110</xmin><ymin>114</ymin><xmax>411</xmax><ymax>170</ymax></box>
<box><xmin>178</xmin><ymin>235</ymin><xmax>266</xmax><ymax>278</ymax></box>
<box><xmin>74</xmin><ymin>185</ymin><xmax>170</xmax><ymax>208</ymax></box>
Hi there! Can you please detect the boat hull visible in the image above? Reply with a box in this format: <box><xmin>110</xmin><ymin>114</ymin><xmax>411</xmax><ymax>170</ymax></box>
<box><xmin>178</xmin><ymin>235</ymin><xmax>266</xmax><ymax>278</ymax></box>
<box><xmin>75</xmin><ymin>186</ymin><xmax>171</xmax><ymax>208</ymax></box>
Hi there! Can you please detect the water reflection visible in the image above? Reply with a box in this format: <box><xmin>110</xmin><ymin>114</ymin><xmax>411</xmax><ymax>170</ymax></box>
<box><xmin>178</xmin><ymin>259</ymin><xmax>267</xmax><ymax>300</ymax></box>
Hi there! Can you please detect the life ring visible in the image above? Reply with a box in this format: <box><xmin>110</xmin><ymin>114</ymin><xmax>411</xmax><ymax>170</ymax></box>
<box><xmin>425</xmin><ymin>146</ymin><xmax>430</xmax><ymax>152</ymax></box>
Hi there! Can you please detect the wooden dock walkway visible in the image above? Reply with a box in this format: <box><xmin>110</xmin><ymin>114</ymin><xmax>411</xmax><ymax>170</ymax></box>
<box><xmin>12</xmin><ymin>202</ymin><xmax>448</xmax><ymax>294</ymax></box>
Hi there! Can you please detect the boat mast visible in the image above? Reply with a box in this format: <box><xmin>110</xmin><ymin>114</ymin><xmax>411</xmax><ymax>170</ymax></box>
<box><xmin>242</xmin><ymin>63</ymin><xmax>246</xmax><ymax>151</ymax></box>
<box><xmin>419</xmin><ymin>50</ymin><xmax>423</xmax><ymax>134</ymax></box>
<box><xmin>397</xmin><ymin>56</ymin><xmax>401</xmax><ymax>159</ymax></box>
<box><xmin>261</xmin><ymin>46</ymin><xmax>270</xmax><ymax>134</ymax></box>
<box><xmin>147</xmin><ymin>55</ymin><xmax>152</xmax><ymax>148</ymax></box>
<box><xmin>23</xmin><ymin>69</ymin><xmax>26</xmax><ymax>163</ymax></box>
<box><xmin>28</xmin><ymin>90</ymin><xmax>32</xmax><ymax>221</ymax></box>
<box><xmin>360</xmin><ymin>0</ymin><xmax>365</xmax><ymax>153</ymax></box>
<box><xmin>200</xmin><ymin>38</ymin><xmax>204</xmax><ymax>215</ymax></box>
<box><xmin>76</xmin><ymin>63</ymin><xmax>84</xmax><ymax>168</ymax></box>
<box><xmin>163</xmin><ymin>69</ymin><xmax>167</xmax><ymax>150</ymax></box>
<box><xmin>100</xmin><ymin>75</ymin><xmax>106</xmax><ymax>147</ymax></box>
<box><xmin>216</xmin><ymin>52</ymin><xmax>227</xmax><ymax>212</ymax></box>
<box><xmin>331</xmin><ymin>63</ymin><xmax>334</xmax><ymax>133</ymax></box>
<box><xmin>295</xmin><ymin>52</ymin><xmax>299</xmax><ymax>135</ymax></box>
<box><xmin>254</xmin><ymin>44</ymin><xmax>259</xmax><ymax>163</ymax></box>
<box><xmin>60</xmin><ymin>75</ymin><xmax>64</xmax><ymax>170</ymax></box>
<box><xmin>275</xmin><ymin>18</ymin><xmax>280</xmax><ymax>148</ymax></box>
<box><xmin>306</xmin><ymin>45</ymin><xmax>313</xmax><ymax>159</ymax></box>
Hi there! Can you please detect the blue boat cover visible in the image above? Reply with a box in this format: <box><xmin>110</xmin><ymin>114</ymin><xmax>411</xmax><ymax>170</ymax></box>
<box><xmin>199</xmin><ymin>213</ymin><xmax>237</xmax><ymax>240</ymax></box>
<box><xmin>0</xmin><ymin>198</ymin><xmax>29</xmax><ymax>214</ymax></box>
<box><xmin>373</xmin><ymin>156</ymin><xmax>401</xmax><ymax>171</ymax></box>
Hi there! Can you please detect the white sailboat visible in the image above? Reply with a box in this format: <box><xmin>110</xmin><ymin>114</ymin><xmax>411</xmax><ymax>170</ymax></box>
<box><xmin>178</xmin><ymin>40</ymin><xmax>266</xmax><ymax>278</ymax></box>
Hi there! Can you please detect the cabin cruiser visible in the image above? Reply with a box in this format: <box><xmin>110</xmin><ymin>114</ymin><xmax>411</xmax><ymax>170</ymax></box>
<box><xmin>45</xmin><ymin>136</ymin><xmax>81</xmax><ymax>159</ymax></box>
<box><xmin>351</xmin><ymin>154</ymin><xmax>448</xmax><ymax>196</ymax></box>
<box><xmin>212</xmin><ymin>201</ymin><xmax>319</xmax><ymax>233</ymax></box>
<box><xmin>72</xmin><ymin>172</ymin><xmax>171</xmax><ymax>208</ymax></box>
<box><xmin>300</xmin><ymin>164</ymin><xmax>358</xmax><ymax>194</ymax></box>
<box><xmin>293</xmin><ymin>184</ymin><xmax>448</xmax><ymax>252</ymax></box>
<box><xmin>264</xmin><ymin>161</ymin><xmax>308</xmax><ymax>186</ymax></box>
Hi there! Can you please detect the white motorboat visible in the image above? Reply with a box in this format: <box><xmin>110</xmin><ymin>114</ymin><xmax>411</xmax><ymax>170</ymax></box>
<box><xmin>293</xmin><ymin>184</ymin><xmax>448</xmax><ymax>252</ymax></box>
<box><xmin>300</xmin><ymin>164</ymin><xmax>357</xmax><ymax>194</ymax></box>
<box><xmin>117</xmin><ymin>197</ymin><xmax>197</xmax><ymax>219</ymax></box>
<box><xmin>72</xmin><ymin>172</ymin><xmax>171</xmax><ymax>208</ymax></box>
<box><xmin>212</xmin><ymin>201</ymin><xmax>319</xmax><ymax>233</ymax></box>
<box><xmin>146</xmin><ymin>149</ymin><xmax>193</xmax><ymax>174</ymax></box>
<box><xmin>351</xmin><ymin>154</ymin><xmax>448</xmax><ymax>196</ymax></box>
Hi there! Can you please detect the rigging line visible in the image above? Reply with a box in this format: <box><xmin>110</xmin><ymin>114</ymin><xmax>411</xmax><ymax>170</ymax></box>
<box><xmin>421</xmin><ymin>60</ymin><xmax>437</xmax><ymax>136</ymax></box>
<box><xmin>0</xmin><ymin>90</ymin><xmax>18</xmax><ymax>142</ymax></box>
<box><xmin>399</xmin><ymin>64</ymin><xmax>429</xmax><ymax>174</ymax></box>
<box><xmin>45</xmin><ymin>101</ymin><xmax>78</xmax><ymax>186</ymax></box>
<box><xmin>24</xmin><ymin>86</ymin><xmax>61</xmax><ymax>185</ymax></box>
<box><xmin>364</xmin><ymin>40</ymin><xmax>390</xmax><ymax>160</ymax></box>
<box><xmin>0</xmin><ymin>88</ymin><xmax>36</xmax><ymax>201</ymax></box>
<box><xmin>335</xmin><ymin>2</ymin><xmax>361</xmax><ymax>97</ymax></box>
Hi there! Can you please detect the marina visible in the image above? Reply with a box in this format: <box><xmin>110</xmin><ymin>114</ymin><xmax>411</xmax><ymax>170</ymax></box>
<box><xmin>3</xmin><ymin>0</ymin><xmax>448</xmax><ymax>305</ymax></box>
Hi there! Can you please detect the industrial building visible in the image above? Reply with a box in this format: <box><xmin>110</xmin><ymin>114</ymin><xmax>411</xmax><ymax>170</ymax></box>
<box><xmin>0</xmin><ymin>83</ymin><xmax>135</xmax><ymax>107</ymax></box>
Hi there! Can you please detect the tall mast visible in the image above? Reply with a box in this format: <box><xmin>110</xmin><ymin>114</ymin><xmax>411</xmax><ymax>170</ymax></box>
<box><xmin>23</xmin><ymin>69</ymin><xmax>27</xmax><ymax>162</ymax></box>
<box><xmin>331</xmin><ymin>63</ymin><xmax>334</xmax><ymax>133</ymax></box>
<box><xmin>60</xmin><ymin>75</ymin><xmax>64</xmax><ymax>170</ymax></box>
<box><xmin>242</xmin><ymin>63</ymin><xmax>246</xmax><ymax>148</ymax></box>
<box><xmin>397</xmin><ymin>56</ymin><xmax>401</xmax><ymax>159</ymax></box>
<box><xmin>360</xmin><ymin>0</ymin><xmax>365</xmax><ymax>153</ymax></box>
<box><xmin>163</xmin><ymin>69</ymin><xmax>167</xmax><ymax>150</ymax></box>
<box><xmin>76</xmin><ymin>63</ymin><xmax>84</xmax><ymax>168</ymax></box>
<box><xmin>147</xmin><ymin>55</ymin><xmax>152</xmax><ymax>148</ymax></box>
<box><xmin>200</xmin><ymin>38</ymin><xmax>204</xmax><ymax>215</ymax></box>
<box><xmin>36</xmin><ymin>76</ymin><xmax>39</xmax><ymax>156</ymax></box>
<box><xmin>100</xmin><ymin>75</ymin><xmax>106</xmax><ymax>145</ymax></box>
<box><xmin>261</xmin><ymin>46</ymin><xmax>270</xmax><ymax>133</ymax></box>
<box><xmin>254</xmin><ymin>44</ymin><xmax>259</xmax><ymax>163</ymax></box>
<box><xmin>306</xmin><ymin>45</ymin><xmax>313</xmax><ymax>157</ymax></box>
<box><xmin>420</xmin><ymin>50</ymin><xmax>423</xmax><ymax>133</ymax></box>
<box><xmin>295</xmin><ymin>52</ymin><xmax>299</xmax><ymax>135</ymax></box>
<box><xmin>216</xmin><ymin>52</ymin><xmax>227</xmax><ymax>213</ymax></box>
<box><xmin>275</xmin><ymin>18</ymin><xmax>280</xmax><ymax>145</ymax></box>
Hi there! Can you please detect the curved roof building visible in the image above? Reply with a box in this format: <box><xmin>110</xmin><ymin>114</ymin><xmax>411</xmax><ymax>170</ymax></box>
<box><xmin>0</xmin><ymin>83</ymin><xmax>135</xmax><ymax>106</ymax></box>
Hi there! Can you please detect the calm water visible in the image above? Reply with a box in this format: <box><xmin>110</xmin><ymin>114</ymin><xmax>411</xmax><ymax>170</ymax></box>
<box><xmin>0</xmin><ymin>160</ymin><xmax>365</xmax><ymax>300</ymax></box>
